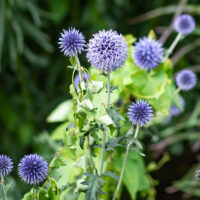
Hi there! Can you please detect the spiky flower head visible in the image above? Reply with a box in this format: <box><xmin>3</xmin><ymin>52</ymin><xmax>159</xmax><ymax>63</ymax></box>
<box><xmin>128</xmin><ymin>99</ymin><xmax>153</xmax><ymax>127</ymax></box>
<box><xmin>86</xmin><ymin>29</ymin><xmax>128</xmax><ymax>72</ymax></box>
<box><xmin>58</xmin><ymin>27</ymin><xmax>86</xmax><ymax>57</ymax></box>
<box><xmin>174</xmin><ymin>14</ymin><xmax>195</xmax><ymax>35</ymax></box>
<box><xmin>133</xmin><ymin>37</ymin><xmax>164</xmax><ymax>70</ymax></box>
<box><xmin>170</xmin><ymin>96</ymin><xmax>185</xmax><ymax>116</ymax></box>
<box><xmin>18</xmin><ymin>154</ymin><xmax>48</xmax><ymax>185</ymax></box>
<box><xmin>176</xmin><ymin>69</ymin><xmax>196</xmax><ymax>91</ymax></box>
<box><xmin>0</xmin><ymin>155</ymin><xmax>13</xmax><ymax>177</ymax></box>
<box><xmin>74</xmin><ymin>72</ymin><xmax>89</xmax><ymax>91</ymax></box>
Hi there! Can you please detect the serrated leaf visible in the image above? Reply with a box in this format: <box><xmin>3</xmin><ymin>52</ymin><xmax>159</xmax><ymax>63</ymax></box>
<box><xmin>103</xmin><ymin>171</ymin><xmax>119</xmax><ymax>181</ymax></box>
<box><xmin>105</xmin><ymin>136</ymin><xmax>124</xmax><ymax>152</ymax></box>
<box><xmin>83</xmin><ymin>172</ymin><xmax>106</xmax><ymax>200</ymax></box>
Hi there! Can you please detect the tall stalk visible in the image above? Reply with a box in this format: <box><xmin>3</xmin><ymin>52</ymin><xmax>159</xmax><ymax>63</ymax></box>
<box><xmin>1</xmin><ymin>176</ymin><xmax>7</xmax><ymax>200</ymax></box>
<box><xmin>112</xmin><ymin>125</ymin><xmax>140</xmax><ymax>200</ymax></box>
<box><xmin>75</xmin><ymin>56</ymin><xmax>83</xmax><ymax>83</ymax></box>
<box><xmin>99</xmin><ymin>72</ymin><xmax>111</xmax><ymax>177</ymax></box>
<box><xmin>87</xmin><ymin>136</ymin><xmax>95</xmax><ymax>171</ymax></box>
<box><xmin>163</xmin><ymin>33</ymin><xmax>182</xmax><ymax>61</ymax></box>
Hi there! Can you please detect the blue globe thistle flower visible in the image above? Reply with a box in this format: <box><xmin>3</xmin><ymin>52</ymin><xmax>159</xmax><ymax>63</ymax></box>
<box><xmin>174</xmin><ymin>14</ymin><xmax>195</xmax><ymax>35</ymax></box>
<box><xmin>58</xmin><ymin>27</ymin><xmax>86</xmax><ymax>57</ymax></box>
<box><xmin>0</xmin><ymin>155</ymin><xmax>13</xmax><ymax>177</ymax></box>
<box><xmin>86</xmin><ymin>30</ymin><xmax>128</xmax><ymax>72</ymax></box>
<box><xmin>128</xmin><ymin>99</ymin><xmax>153</xmax><ymax>127</ymax></box>
<box><xmin>170</xmin><ymin>96</ymin><xmax>185</xmax><ymax>116</ymax></box>
<box><xmin>133</xmin><ymin>37</ymin><xmax>164</xmax><ymax>70</ymax></box>
<box><xmin>18</xmin><ymin>154</ymin><xmax>48</xmax><ymax>185</ymax></box>
<box><xmin>74</xmin><ymin>72</ymin><xmax>89</xmax><ymax>91</ymax></box>
<box><xmin>176</xmin><ymin>69</ymin><xmax>197</xmax><ymax>91</ymax></box>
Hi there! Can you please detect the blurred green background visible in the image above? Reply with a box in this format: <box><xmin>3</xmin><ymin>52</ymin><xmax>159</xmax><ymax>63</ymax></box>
<box><xmin>0</xmin><ymin>0</ymin><xmax>200</xmax><ymax>199</ymax></box>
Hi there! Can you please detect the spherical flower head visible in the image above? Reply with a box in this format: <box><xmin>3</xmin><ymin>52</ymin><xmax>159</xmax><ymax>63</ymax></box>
<box><xmin>0</xmin><ymin>155</ymin><xmax>13</xmax><ymax>177</ymax></box>
<box><xmin>133</xmin><ymin>37</ymin><xmax>164</xmax><ymax>70</ymax></box>
<box><xmin>128</xmin><ymin>99</ymin><xmax>153</xmax><ymax>127</ymax></box>
<box><xmin>86</xmin><ymin>30</ymin><xmax>128</xmax><ymax>72</ymax></box>
<box><xmin>174</xmin><ymin>14</ymin><xmax>195</xmax><ymax>35</ymax></box>
<box><xmin>58</xmin><ymin>27</ymin><xmax>86</xmax><ymax>57</ymax></box>
<box><xmin>74</xmin><ymin>72</ymin><xmax>89</xmax><ymax>91</ymax></box>
<box><xmin>176</xmin><ymin>69</ymin><xmax>196</xmax><ymax>91</ymax></box>
<box><xmin>18</xmin><ymin>154</ymin><xmax>48</xmax><ymax>185</ymax></box>
<box><xmin>170</xmin><ymin>95</ymin><xmax>185</xmax><ymax>116</ymax></box>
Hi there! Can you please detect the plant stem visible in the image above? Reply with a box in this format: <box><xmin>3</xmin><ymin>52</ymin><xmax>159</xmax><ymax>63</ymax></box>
<box><xmin>99</xmin><ymin>72</ymin><xmax>111</xmax><ymax>176</ymax></box>
<box><xmin>75</xmin><ymin>56</ymin><xmax>83</xmax><ymax>83</ymax></box>
<box><xmin>107</xmin><ymin>72</ymin><xmax>111</xmax><ymax>110</ymax></box>
<box><xmin>32</xmin><ymin>186</ymin><xmax>35</xmax><ymax>200</ymax></box>
<box><xmin>175</xmin><ymin>87</ymin><xmax>181</xmax><ymax>95</ymax></box>
<box><xmin>163</xmin><ymin>33</ymin><xmax>182</xmax><ymax>62</ymax></box>
<box><xmin>99</xmin><ymin>128</ymin><xmax>107</xmax><ymax>177</ymax></box>
<box><xmin>1</xmin><ymin>176</ymin><xmax>7</xmax><ymax>200</ymax></box>
<box><xmin>134</xmin><ymin>125</ymin><xmax>140</xmax><ymax>139</ymax></box>
<box><xmin>112</xmin><ymin>125</ymin><xmax>140</xmax><ymax>200</ymax></box>
<box><xmin>87</xmin><ymin>136</ymin><xmax>95</xmax><ymax>171</ymax></box>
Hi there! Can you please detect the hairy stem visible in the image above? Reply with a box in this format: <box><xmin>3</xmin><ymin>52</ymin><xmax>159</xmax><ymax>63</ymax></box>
<box><xmin>1</xmin><ymin>176</ymin><xmax>7</xmax><ymax>200</ymax></box>
<box><xmin>107</xmin><ymin>72</ymin><xmax>111</xmax><ymax>110</ymax></box>
<box><xmin>32</xmin><ymin>186</ymin><xmax>35</xmax><ymax>200</ymax></box>
<box><xmin>112</xmin><ymin>125</ymin><xmax>140</xmax><ymax>200</ymax></box>
<box><xmin>87</xmin><ymin>136</ymin><xmax>95</xmax><ymax>171</ymax></box>
<box><xmin>99</xmin><ymin>72</ymin><xmax>111</xmax><ymax>176</ymax></box>
<box><xmin>163</xmin><ymin>33</ymin><xmax>182</xmax><ymax>62</ymax></box>
<box><xmin>75</xmin><ymin>56</ymin><xmax>83</xmax><ymax>83</ymax></box>
<box><xmin>48</xmin><ymin>130</ymin><xmax>75</xmax><ymax>172</ymax></box>
<box><xmin>134</xmin><ymin>125</ymin><xmax>140</xmax><ymax>139</ymax></box>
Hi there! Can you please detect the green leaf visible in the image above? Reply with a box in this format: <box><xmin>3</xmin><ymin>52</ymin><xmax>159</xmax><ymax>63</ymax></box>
<box><xmin>103</xmin><ymin>171</ymin><xmax>119</xmax><ymax>181</ymax></box>
<box><xmin>83</xmin><ymin>172</ymin><xmax>106</xmax><ymax>200</ymax></box>
<box><xmin>150</xmin><ymin>81</ymin><xmax>177</xmax><ymax>116</ymax></box>
<box><xmin>88</xmin><ymin>81</ymin><xmax>104</xmax><ymax>93</ymax></box>
<box><xmin>99</xmin><ymin>115</ymin><xmax>115</xmax><ymax>126</ymax></box>
<box><xmin>105</xmin><ymin>136</ymin><xmax>124</xmax><ymax>152</ymax></box>
<box><xmin>51</xmin><ymin>122</ymin><xmax>69</xmax><ymax>141</ymax></box>
<box><xmin>108</xmin><ymin>108</ymin><xmax>125</xmax><ymax>135</ymax></box>
<box><xmin>125</xmin><ymin>34</ymin><xmax>136</xmax><ymax>45</ymax></box>
<box><xmin>47</xmin><ymin>100</ymin><xmax>73</xmax><ymax>123</ymax></box>
<box><xmin>79</xmin><ymin>99</ymin><xmax>96</xmax><ymax>111</ymax></box>
<box><xmin>113</xmin><ymin>151</ymin><xmax>149</xmax><ymax>199</ymax></box>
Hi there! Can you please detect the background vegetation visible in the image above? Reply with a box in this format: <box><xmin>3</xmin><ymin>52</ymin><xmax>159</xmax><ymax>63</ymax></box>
<box><xmin>0</xmin><ymin>0</ymin><xmax>200</xmax><ymax>199</ymax></box>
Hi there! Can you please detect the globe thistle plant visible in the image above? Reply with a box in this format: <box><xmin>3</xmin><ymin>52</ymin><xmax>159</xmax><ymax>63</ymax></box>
<box><xmin>128</xmin><ymin>99</ymin><xmax>153</xmax><ymax>127</ymax></box>
<box><xmin>170</xmin><ymin>96</ymin><xmax>185</xmax><ymax>116</ymax></box>
<box><xmin>174</xmin><ymin>14</ymin><xmax>195</xmax><ymax>35</ymax></box>
<box><xmin>74</xmin><ymin>71</ymin><xmax>89</xmax><ymax>91</ymax></box>
<box><xmin>86</xmin><ymin>30</ymin><xmax>128</xmax><ymax>72</ymax></box>
<box><xmin>176</xmin><ymin>69</ymin><xmax>197</xmax><ymax>91</ymax></box>
<box><xmin>133</xmin><ymin>37</ymin><xmax>164</xmax><ymax>70</ymax></box>
<box><xmin>58</xmin><ymin>27</ymin><xmax>86</xmax><ymax>57</ymax></box>
<box><xmin>18</xmin><ymin>154</ymin><xmax>48</xmax><ymax>185</ymax></box>
<box><xmin>0</xmin><ymin>155</ymin><xmax>13</xmax><ymax>177</ymax></box>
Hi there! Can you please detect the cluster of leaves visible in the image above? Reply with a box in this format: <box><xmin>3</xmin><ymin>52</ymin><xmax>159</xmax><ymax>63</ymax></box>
<box><xmin>19</xmin><ymin>32</ymin><xmax>185</xmax><ymax>200</ymax></box>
